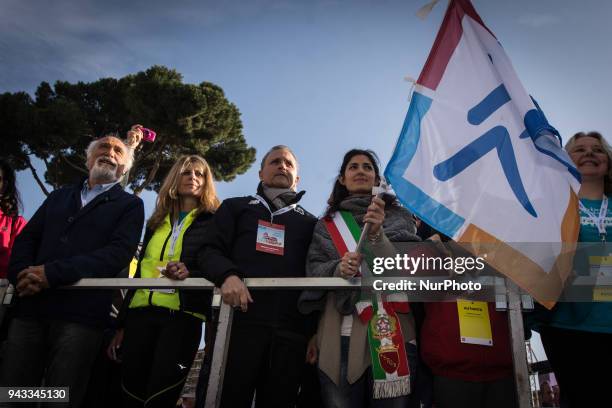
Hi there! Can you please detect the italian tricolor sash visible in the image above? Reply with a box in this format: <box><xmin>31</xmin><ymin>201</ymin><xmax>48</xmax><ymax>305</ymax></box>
<box><xmin>324</xmin><ymin>211</ymin><xmax>411</xmax><ymax>398</ymax></box>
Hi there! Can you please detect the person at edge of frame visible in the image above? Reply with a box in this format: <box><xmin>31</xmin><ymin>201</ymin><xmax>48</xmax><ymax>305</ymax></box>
<box><xmin>0</xmin><ymin>134</ymin><xmax>144</xmax><ymax>408</ymax></box>
<box><xmin>530</xmin><ymin>131</ymin><xmax>612</xmax><ymax>408</ymax></box>
<box><xmin>0</xmin><ymin>159</ymin><xmax>28</xmax><ymax>347</ymax></box>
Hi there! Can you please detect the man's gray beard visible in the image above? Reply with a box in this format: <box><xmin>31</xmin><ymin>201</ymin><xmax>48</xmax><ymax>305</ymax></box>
<box><xmin>90</xmin><ymin>163</ymin><xmax>119</xmax><ymax>184</ymax></box>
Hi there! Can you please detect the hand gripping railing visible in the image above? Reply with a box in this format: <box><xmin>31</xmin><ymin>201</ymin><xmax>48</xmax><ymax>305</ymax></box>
<box><xmin>0</xmin><ymin>277</ymin><xmax>533</xmax><ymax>408</ymax></box>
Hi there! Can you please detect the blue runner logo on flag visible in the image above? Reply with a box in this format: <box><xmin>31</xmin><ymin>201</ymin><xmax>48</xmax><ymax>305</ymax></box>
<box><xmin>384</xmin><ymin>0</ymin><xmax>581</xmax><ymax>306</ymax></box>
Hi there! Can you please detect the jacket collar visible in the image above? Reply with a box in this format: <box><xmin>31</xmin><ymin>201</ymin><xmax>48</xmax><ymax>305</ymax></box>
<box><xmin>70</xmin><ymin>178</ymin><xmax>126</xmax><ymax>218</ymax></box>
<box><xmin>75</xmin><ymin>177</ymin><xmax>125</xmax><ymax>199</ymax></box>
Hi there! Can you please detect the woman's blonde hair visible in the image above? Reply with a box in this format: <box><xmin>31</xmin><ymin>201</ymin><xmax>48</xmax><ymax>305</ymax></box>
<box><xmin>565</xmin><ymin>131</ymin><xmax>612</xmax><ymax>194</ymax></box>
<box><xmin>147</xmin><ymin>155</ymin><xmax>220</xmax><ymax>230</ymax></box>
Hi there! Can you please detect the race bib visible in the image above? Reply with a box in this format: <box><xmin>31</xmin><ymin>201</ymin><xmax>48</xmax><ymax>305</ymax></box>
<box><xmin>255</xmin><ymin>220</ymin><xmax>285</xmax><ymax>255</ymax></box>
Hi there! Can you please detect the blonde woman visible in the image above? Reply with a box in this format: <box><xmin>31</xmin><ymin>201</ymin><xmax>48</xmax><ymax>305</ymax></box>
<box><xmin>537</xmin><ymin>131</ymin><xmax>612</xmax><ymax>407</ymax></box>
<box><xmin>110</xmin><ymin>155</ymin><xmax>220</xmax><ymax>408</ymax></box>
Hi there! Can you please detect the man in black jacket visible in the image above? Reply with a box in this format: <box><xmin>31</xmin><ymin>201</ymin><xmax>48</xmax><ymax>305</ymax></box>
<box><xmin>1</xmin><ymin>135</ymin><xmax>144</xmax><ymax>407</ymax></box>
<box><xmin>198</xmin><ymin>145</ymin><xmax>317</xmax><ymax>408</ymax></box>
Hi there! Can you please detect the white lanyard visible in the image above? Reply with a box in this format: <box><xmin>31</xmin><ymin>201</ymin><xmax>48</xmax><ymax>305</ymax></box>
<box><xmin>579</xmin><ymin>196</ymin><xmax>608</xmax><ymax>242</ymax></box>
<box><xmin>253</xmin><ymin>194</ymin><xmax>297</xmax><ymax>222</ymax></box>
<box><xmin>168</xmin><ymin>214</ymin><xmax>190</xmax><ymax>258</ymax></box>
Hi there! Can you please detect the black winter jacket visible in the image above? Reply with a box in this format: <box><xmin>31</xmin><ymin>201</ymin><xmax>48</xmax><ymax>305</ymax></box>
<box><xmin>198</xmin><ymin>185</ymin><xmax>317</xmax><ymax>334</ymax></box>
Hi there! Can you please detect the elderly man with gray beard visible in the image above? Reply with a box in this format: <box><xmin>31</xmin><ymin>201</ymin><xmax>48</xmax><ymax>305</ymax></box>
<box><xmin>0</xmin><ymin>134</ymin><xmax>144</xmax><ymax>408</ymax></box>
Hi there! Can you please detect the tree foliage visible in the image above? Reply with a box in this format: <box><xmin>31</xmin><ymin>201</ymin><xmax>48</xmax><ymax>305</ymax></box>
<box><xmin>1</xmin><ymin>66</ymin><xmax>256</xmax><ymax>195</ymax></box>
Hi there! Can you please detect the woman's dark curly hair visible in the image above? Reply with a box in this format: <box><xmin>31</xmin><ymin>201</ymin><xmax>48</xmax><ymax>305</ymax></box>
<box><xmin>0</xmin><ymin>160</ymin><xmax>22</xmax><ymax>217</ymax></box>
<box><xmin>325</xmin><ymin>149</ymin><xmax>396</xmax><ymax>217</ymax></box>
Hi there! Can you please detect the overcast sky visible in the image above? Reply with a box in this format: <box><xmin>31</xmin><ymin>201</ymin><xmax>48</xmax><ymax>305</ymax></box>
<box><xmin>5</xmin><ymin>0</ymin><xmax>611</xmax><ymax>221</ymax></box>
<box><xmin>4</xmin><ymin>0</ymin><xmax>611</xmax><ymax>361</ymax></box>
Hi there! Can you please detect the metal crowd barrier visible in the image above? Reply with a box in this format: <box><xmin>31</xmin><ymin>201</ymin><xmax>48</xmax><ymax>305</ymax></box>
<box><xmin>0</xmin><ymin>277</ymin><xmax>539</xmax><ymax>408</ymax></box>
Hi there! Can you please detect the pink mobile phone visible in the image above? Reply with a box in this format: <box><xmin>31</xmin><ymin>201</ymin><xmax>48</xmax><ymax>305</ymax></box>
<box><xmin>139</xmin><ymin>126</ymin><xmax>156</xmax><ymax>142</ymax></box>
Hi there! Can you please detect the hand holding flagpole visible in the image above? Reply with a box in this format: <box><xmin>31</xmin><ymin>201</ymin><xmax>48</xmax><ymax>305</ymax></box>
<box><xmin>355</xmin><ymin>180</ymin><xmax>389</xmax><ymax>257</ymax></box>
<box><xmin>355</xmin><ymin>181</ymin><xmax>390</xmax><ymax>305</ymax></box>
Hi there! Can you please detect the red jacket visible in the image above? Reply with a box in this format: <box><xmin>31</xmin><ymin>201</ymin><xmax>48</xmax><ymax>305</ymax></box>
<box><xmin>420</xmin><ymin>301</ymin><xmax>513</xmax><ymax>382</ymax></box>
<box><xmin>0</xmin><ymin>209</ymin><xmax>26</xmax><ymax>278</ymax></box>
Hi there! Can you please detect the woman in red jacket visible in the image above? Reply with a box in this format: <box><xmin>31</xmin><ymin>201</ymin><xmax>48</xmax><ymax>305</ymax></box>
<box><xmin>0</xmin><ymin>160</ymin><xmax>26</xmax><ymax>279</ymax></box>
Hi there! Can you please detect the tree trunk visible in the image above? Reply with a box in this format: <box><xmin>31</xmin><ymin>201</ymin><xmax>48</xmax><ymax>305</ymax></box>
<box><xmin>133</xmin><ymin>143</ymin><xmax>165</xmax><ymax>196</ymax></box>
<box><xmin>27</xmin><ymin>159</ymin><xmax>50</xmax><ymax>196</ymax></box>
<box><xmin>59</xmin><ymin>154</ymin><xmax>88</xmax><ymax>175</ymax></box>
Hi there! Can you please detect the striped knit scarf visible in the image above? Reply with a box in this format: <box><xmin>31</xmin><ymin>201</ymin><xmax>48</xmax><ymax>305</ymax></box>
<box><xmin>324</xmin><ymin>210</ymin><xmax>411</xmax><ymax>398</ymax></box>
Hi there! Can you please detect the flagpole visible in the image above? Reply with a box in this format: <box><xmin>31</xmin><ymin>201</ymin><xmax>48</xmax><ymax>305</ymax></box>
<box><xmin>355</xmin><ymin>182</ymin><xmax>389</xmax><ymax>305</ymax></box>
<box><xmin>506</xmin><ymin>279</ymin><xmax>532</xmax><ymax>407</ymax></box>
<box><xmin>355</xmin><ymin>182</ymin><xmax>389</xmax><ymax>256</ymax></box>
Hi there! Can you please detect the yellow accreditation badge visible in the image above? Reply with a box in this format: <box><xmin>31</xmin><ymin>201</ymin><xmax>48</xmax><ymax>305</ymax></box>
<box><xmin>456</xmin><ymin>299</ymin><xmax>493</xmax><ymax>346</ymax></box>
<box><xmin>591</xmin><ymin>256</ymin><xmax>612</xmax><ymax>302</ymax></box>
<box><xmin>152</xmin><ymin>260</ymin><xmax>175</xmax><ymax>294</ymax></box>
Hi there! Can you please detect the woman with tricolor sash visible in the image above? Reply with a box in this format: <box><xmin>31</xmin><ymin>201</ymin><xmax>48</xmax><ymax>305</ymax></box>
<box><xmin>299</xmin><ymin>149</ymin><xmax>420</xmax><ymax>408</ymax></box>
<box><xmin>535</xmin><ymin>131</ymin><xmax>612</xmax><ymax>407</ymax></box>
<box><xmin>109</xmin><ymin>155</ymin><xmax>220</xmax><ymax>407</ymax></box>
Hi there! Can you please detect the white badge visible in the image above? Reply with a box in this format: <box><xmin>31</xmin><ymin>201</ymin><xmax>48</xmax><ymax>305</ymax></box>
<box><xmin>255</xmin><ymin>220</ymin><xmax>285</xmax><ymax>255</ymax></box>
<box><xmin>151</xmin><ymin>262</ymin><xmax>176</xmax><ymax>294</ymax></box>
<box><xmin>579</xmin><ymin>196</ymin><xmax>608</xmax><ymax>242</ymax></box>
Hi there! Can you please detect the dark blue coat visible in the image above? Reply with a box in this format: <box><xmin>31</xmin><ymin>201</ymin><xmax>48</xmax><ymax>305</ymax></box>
<box><xmin>8</xmin><ymin>181</ymin><xmax>144</xmax><ymax>327</ymax></box>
